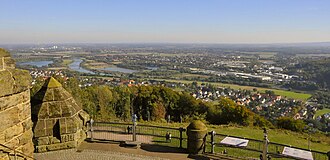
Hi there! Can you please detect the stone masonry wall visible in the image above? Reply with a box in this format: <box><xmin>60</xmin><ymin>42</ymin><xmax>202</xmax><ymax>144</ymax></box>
<box><xmin>0</xmin><ymin>49</ymin><xmax>34</xmax><ymax>160</ymax></box>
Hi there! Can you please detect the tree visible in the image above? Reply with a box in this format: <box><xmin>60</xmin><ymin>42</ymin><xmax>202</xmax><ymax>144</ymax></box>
<box><xmin>113</xmin><ymin>86</ymin><xmax>131</xmax><ymax>121</ymax></box>
<box><xmin>277</xmin><ymin>117</ymin><xmax>305</xmax><ymax>132</ymax></box>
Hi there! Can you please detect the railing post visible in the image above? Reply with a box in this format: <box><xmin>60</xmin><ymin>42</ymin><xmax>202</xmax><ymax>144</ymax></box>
<box><xmin>132</xmin><ymin>114</ymin><xmax>137</xmax><ymax>141</ymax></box>
<box><xmin>209</xmin><ymin>131</ymin><xmax>216</xmax><ymax>154</ymax></box>
<box><xmin>262</xmin><ymin>128</ymin><xmax>269</xmax><ymax>160</ymax></box>
<box><xmin>90</xmin><ymin>119</ymin><xmax>94</xmax><ymax>141</ymax></box>
<box><xmin>179</xmin><ymin>127</ymin><xmax>184</xmax><ymax>148</ymax></box>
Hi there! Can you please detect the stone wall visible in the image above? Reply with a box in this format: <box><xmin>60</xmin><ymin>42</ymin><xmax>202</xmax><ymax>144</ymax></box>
<box><xmin>0</xmin><ymin>48</ymin><xmax>34</xmax><ymax>159</ymax></box>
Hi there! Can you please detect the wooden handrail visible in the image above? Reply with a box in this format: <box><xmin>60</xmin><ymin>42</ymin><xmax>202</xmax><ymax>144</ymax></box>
<box><xmin>0</xmin><ymin>143</ymin><xmax>35</xmax><ymax>160</ymax></box>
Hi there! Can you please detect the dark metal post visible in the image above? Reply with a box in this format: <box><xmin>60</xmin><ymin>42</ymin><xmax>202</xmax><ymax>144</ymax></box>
<box><xmin>166</xmin><ymin>131</ymin><xmax>172</xmax><ymax>143</ymax></box>
<box><xmin>90</xmin><ymin>119</ymin><xmax>94</xmax><ymax>141</ymax></box>
<box><xmin>132</xmin><ymin>114</ymin><xmax>137</xmax><ymax>141</ymax></box>
<box><xmin>209</xmin><ymin>131</ymin><xmax>216</xmax><ymax>154</ymax></box>
<box><xmin>327</xmin><ymin>151</ymin><xmax>330</xmax><ymax>160</ymax></box>
<box><xmin>203</xmin><ymin>134</ymin><xmax>206</xmax><ymax>154</ymax></box>
<box><xmin>179</xmin><ymin>127</ymin><xmax>184</xmax><ymax>148</ymax></box>
<box><xmin>262</xmin><ymin>128</ymin><xmax>269</xmax><ymax>160</ymax></box>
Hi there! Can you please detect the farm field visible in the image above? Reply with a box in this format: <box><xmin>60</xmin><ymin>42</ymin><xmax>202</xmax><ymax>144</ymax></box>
<box><xmin>315</xmin><ymin>108</ymin><xmax>330</xmax><ymax>117</ymax></box>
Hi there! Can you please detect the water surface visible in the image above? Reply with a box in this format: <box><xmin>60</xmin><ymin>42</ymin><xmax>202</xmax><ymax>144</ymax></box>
<box><xmin>18</xmin><ymin>60</ymin><xmax>53</xmax><ymax>67</ymax></box>
<box><xmin>68</xmin><ymin>58</ymin><xmax>95</xmax><ymax>74</ymax></box>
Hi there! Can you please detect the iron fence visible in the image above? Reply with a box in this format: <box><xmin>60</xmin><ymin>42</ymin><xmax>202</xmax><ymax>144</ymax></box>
<box><xmin>206</xmin><ymin>132</ymin><xmax>329</xmax><ymax>160</ymax></box>
<box><xmin>87</xmin><ymin>121</ymin><xmax>186</xmax><ymax>148</ymax></box>
<box><xmin>87</xmin><ymin>121</ymin><xmax>329</xmax><ymax>160</ymax></box>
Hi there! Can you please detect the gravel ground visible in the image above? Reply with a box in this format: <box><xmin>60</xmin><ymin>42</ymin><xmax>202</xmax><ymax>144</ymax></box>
<box><xmin>34</xmin><ymin>149</ymin><xmax>169</xmax><ymax>160</ymax></box>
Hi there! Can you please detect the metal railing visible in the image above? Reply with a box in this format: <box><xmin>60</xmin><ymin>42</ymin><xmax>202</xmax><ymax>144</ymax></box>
<box><xmin>87</xmin><ymin>121</ymin><xmax>186</xmax><ymax>148</ymax></box>
<box><xmin>87</xmin><ymin>121</ymin><xmax>329</xmax><ymax>160</ymax></box>
<box><xmin>0</xmin><ymin>143</ymin><xmax>35</xmax><ymax>160</ymax></box>
<box><xmin>206</xmin><ymin>132</ymin><xmax>329</xmax><ymax>160</ymax></box>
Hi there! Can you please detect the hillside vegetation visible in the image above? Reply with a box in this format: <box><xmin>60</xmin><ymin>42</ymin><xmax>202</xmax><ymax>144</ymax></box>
<box><xmin>31</xmin><ymin>76</ymin><xmax>329</xmax><ymax>152</ymax></box>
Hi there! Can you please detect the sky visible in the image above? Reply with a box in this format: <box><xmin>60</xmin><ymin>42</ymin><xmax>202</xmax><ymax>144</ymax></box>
<box><xmin>1</xmin><ymin>0</ymin><xmax>330</xmax><ymax>44</ymax></box>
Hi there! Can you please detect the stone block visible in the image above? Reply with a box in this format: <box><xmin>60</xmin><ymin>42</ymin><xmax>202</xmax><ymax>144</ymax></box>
<box><xmin>48</xmin><ymin>102</ymin><xmax>62</xmax><ymax>118</ymax></box>
<box><xmin>0</xmin><ymin>70</ymin><xmax>14</xmax><ymax>97</ymax></box>
<box><xmin>4</xmin><ymin>137</ymin><xmax>19</xmax><ymax>149</ymax></box>
<box><xmin>18</xmin><ymin>130</ymin><xmax>33</xmax><ymax>145</ymax></box>
<box><xmin>0</xmin><ymin>132</ymin><xmax>5</xmax><ymax>144</ymax></box>
<box><xmin>36</xmin><ymin>103</ymin><xmax>49</xmax><ymax>119</ymax></box>
<box><xmin>36</xmin><ymin>137</ymin><xmax>49</xmax><ymax>145</ymax></box>
<box><xmin>59</xmin><ymin>119</ymin><xmax>68</xmax><ymax>134</ymax></box>
<box><xmin>66</xmin><ymin>141</ymin><xmax>77</xmax><ymax>148</ymax></box>
<box><xmin>45</xmin><ymin>119</ymin><xmax>56</xmax><ymax>132</ymax></box>
<box><xmin>33</xmin><ymin>121</ymin><xmax>46</xmax><ymax>137</ymax></box>
<box><xmin>4</xmin><ymin>124</ymin><xmax>23</xmax><ymax>142</ymax></box>
<box><xmin>0</xmin><ymin>90</ymin><xmax>29</xmax><ymax>112</ymax></box>
<box><xmin>49</xmin><ymin>137</ymin><xmax>60</xmax><ymax>144</ymax></box>
<box><xmin>18</xmin><ymin>102</ymin><xmax>31</xmax><ymax>121</ymax></box>
<box><xmin>0</xmin><ymin>153</ymin><xmax>10</xmax><ymax>160</ymax></box>
<box><xmin>43</xmin><ymin>89</ymin><xmax>55</xmax><ymax>102</ymax></box>
<box><xmin>16</xmin><ymin>142</ymin><xmax>34</xmax><ymax>157</ymax></box>
<box><xmin>61</xmin><ymin>102</ymin><xmax>72</xmax><ymax>117</ymax></box>
<box><xmin>11</xmin><ymin>69</ymin><xmax>31</xmax><ymax>94</ymax></box>
<box><xmin>46</xmin><ymin>143</ymin><xmax>67</xmax><ymax>151</ymax></box>
<box><xmin>78</xmin><ymin>111</ymin><xmax>90</xmax><ymax>125</ymax></box>
<box><xmin>53</xmin><ymin>88</ymin><xmax>69</xmax><ymax>101</ymax></box>
<box><xmin>3</xmin><ymin>57</ymin><xmax>15</xmax><ymax>69</ymax></box>
<box><xmin>22</xmin><ymin>119</ymin><xmax>33</xmax><ymax>132</ymax></box>
<box><xmin>66</xmin><ymin>121</ymin><xmax>78</xmax><ymax>133</ymax></box>
<box><xmin>60</xmin><ymin>134</ymin><xmax>75</xmax><ymax>143</ymax></box>
<box><xmin>0</xmin><ymin>48</ymin><xmax>10</xmax><ymax>56</ymax></box>
<box><xmin>36</xmin><ymin>145</ymin><xmax>47</xmax><ymax>153</ymax></box>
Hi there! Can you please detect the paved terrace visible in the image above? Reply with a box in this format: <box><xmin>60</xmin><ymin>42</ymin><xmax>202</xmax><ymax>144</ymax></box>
<box><xmin>34</xmin><ymin>142</ymin><xmax>190</xmax><ymax>160</ymax></box>
<box><xmin>34</xmin><ymin>141</ymin><xmax>244</xmax><ymax>160</ymax></box>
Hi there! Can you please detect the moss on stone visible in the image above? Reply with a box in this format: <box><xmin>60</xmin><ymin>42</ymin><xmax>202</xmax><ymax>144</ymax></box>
<box><xmin>0</xmin><ymin>70</ymin><xmax>14</xmax><ymax>97</ymax></box>
<box><xmin>0</xmin><ymin>48</ymin><xmax>10</xmax><ymax>57</ymax></box>
<box><xmin>44</xmin><ymin>77</ymin><xmax>62</xmax><ymax>88</ymax></box>
<box><xmin>187</xmin><ymin>120</ymin><xmax>207</xmax><ymax>130</ymax></box>
<box><xmin>0</xmin><ymin>69</ymin><xmax>31</xmax><ymax>97</ymax></box>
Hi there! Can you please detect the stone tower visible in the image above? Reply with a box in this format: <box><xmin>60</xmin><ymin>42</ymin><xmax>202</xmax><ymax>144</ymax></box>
<box><xmin>0</xmin><ymin>48</ymin><xmax>34</xmax><ymax>159</ymax></box>
<box><xmin>31</xmin><ymin>77</ymin><xmax>89</xmax><ymax>152</ymax></box>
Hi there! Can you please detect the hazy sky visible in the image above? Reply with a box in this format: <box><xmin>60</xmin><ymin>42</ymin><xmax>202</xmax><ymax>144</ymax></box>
<box><xmin>1</xmin><ymin>0</ymin><xmax>330</xmax><ymax>44</ymax></box>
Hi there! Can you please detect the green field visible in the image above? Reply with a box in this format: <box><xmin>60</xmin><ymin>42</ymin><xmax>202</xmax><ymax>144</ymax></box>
<box><xmin>315</xmin><ymin>108</ymin><xmax>330</xmax><ymax>118</ymax></box>
<box><xmin>156</xmin><ymin>79</ymin><xmax>312</xmax><ymax>100</ymax></box>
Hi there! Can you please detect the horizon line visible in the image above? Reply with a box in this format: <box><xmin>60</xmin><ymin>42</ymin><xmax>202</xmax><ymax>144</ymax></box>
<box><xmin>1</xmin><ymin>41</ymin><xmax>330</xmax><ymax>46</ymax></box>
